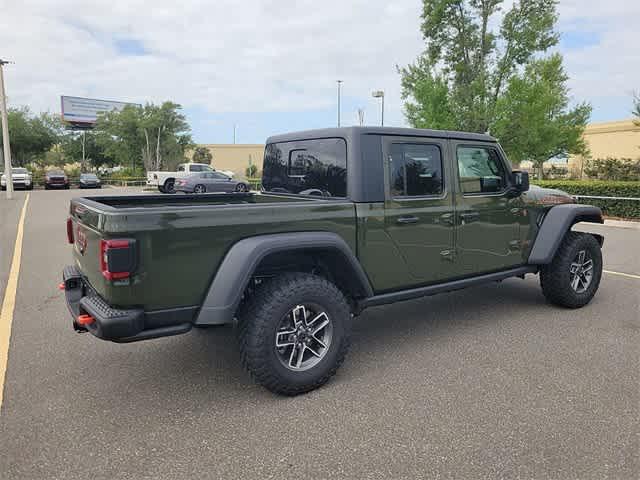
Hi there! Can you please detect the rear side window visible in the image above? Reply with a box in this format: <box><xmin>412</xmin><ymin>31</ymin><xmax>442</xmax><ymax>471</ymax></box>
<box><xmin>389</xmin><ymin>143</ymin><xmax>443</xmax><ymax>197</ymax></box>
<box><xmin>190</xmin><ymin>164</ymin><xmax>204</xmax><ymax>172</ymax></box>
<box><xmin>457</xmin><ymin>146</ymin><xmax>507</xmax><ymax>194</ymax></box>
<box><xmin>262</xmin><ymin>138</ymin><xmax>347</xmax><ymax>197</ymax></box>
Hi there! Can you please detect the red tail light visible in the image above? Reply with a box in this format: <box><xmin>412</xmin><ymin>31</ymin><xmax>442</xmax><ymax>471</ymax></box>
<box><xmin>100</xmin><ymin>239</ymin><xmax>137</xmax><ymax>281</ymax></box>
<box><xmin>66</xmin><ymin>218</ymin><xmax>74</xmax><ymax>244</ymax></box>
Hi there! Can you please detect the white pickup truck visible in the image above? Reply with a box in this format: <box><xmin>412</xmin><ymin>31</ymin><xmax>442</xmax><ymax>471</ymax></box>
<box><xmin>147</xmin><ymin>163</ymin><xmax>235</xmax><ymax>193</ymax></box>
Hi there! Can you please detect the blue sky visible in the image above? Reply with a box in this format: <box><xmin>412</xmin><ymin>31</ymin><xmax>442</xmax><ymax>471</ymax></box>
<box><xmin>2</xmin><ymin>0</ymin><xmax>638</xmax><ymax>144</ymax></box>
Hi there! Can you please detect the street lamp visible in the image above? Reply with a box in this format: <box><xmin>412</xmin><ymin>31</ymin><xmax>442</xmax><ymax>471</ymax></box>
<box><xmin>336</xmin><ymin>80</ymin><xmax>343</xmax><ymax>127</ymax></box>
<box><xmin>0</xmin><ymin>58</ymin><xmax>14</xmax><ymax>199</ymax></box>
<box><xmin>372</xmin><ymin>90</ymin><xmax>384</xmax><ymax>126</ymax></box>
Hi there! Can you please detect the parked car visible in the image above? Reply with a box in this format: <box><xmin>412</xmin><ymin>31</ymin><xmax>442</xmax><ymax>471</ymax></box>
<box><xmin>174</xmin><ymin>171</ymin><xmax>249</xmax><ymax>193</ymax></box>
<box><xmin>146</xmin><ymin>163</ymin><xmax>235</xmax><ymax>193</ymax></box>
<box><xmin>44</xmin><ymin>170</ymin><xmax>70</xmax><ymax>189</ymax></box>
<box><xmin>1</xmin><ymin>167</ymin><xmax>33</xmax><ymax>190</ymax></box>
<box><xmin>62</xmin><ymin>127</ymin><xmax>604</xmax><ymax>396</ymax></box>
<box><xmin>79</xmin><ymin>173</ymin><xmax>102</xmax><ymax>189</ymax></box>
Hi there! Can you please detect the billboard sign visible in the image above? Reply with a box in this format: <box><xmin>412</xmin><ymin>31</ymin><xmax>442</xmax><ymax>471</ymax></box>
<box><xmin>60</xmin><ymin>96</ymin><xmax>140</xmax><ymax>125</ymax></box>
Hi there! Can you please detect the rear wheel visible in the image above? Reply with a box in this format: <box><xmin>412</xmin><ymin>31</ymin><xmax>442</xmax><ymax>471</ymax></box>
<box><xmin>238</xmin><ymin>273</ymin><xmax>351</xmax><ymax>395</ymax></box>
<box><xmin>194</xmin><ymin>184</ymin><xmax>206</xmax><ymax>194</ymax></box>
<box><xmin>540</xmin><ymin>231</ymin><xmax>602</xmax><ymax>308</ymax></box>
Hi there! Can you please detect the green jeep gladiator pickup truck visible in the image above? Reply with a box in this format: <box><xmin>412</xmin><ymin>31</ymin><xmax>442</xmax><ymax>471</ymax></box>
<box><xmin>62</xmin><ymin>127</ymin><xmax>604</xmax><ymax>395</ymax></box>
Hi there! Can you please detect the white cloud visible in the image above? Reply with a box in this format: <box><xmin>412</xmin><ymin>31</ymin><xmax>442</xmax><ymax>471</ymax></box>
<box><xmin>0</xmin><ymin>0</ymin><xmax>637</xmax><ymax>133</ymax></box>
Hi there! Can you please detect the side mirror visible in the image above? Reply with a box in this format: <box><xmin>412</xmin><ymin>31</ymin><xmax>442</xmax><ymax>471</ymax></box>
<box><xmin>512</xmin><ymin>170</ymin><xmax>529</xmax><ymax>193</ymax></box>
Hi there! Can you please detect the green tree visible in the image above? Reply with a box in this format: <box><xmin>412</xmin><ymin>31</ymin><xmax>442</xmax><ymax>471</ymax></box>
<box><xmin>192</xmin><ymin>146</ymin><xmax>213</xmax><ymax>164</ymax></box>
<box><xmin>491</xmin><ymin>54</ymin><xmax>591</xmax><ymax>178</ymax></box>
<box><xmin>400</xmin><ymin>0</ymin><xmax>562</xmax><ymax>134</ymax></box>
<box><xmin>0</xmin><ymin>107</ymin><xmax>61</xmax><ymax>166</ymax></box>
<box><xmin>94</xmin><ymin>101</ymin><xmax>193</xmax><ymax>172</ymax></box>
<box><xmin>60</xmin><ymin>130</ymin><xmax>110</xmax><ymax>169</ymax></box>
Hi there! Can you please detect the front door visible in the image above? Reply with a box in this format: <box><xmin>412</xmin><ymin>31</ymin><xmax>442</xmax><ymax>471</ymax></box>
<box><xmin>383</xmin><ymin>137</ymin><xmax>456</xmax><ymax>286</ymax></box>
<box><xmin>452</xmin><ymin>142</ymin><xmax>524</xmax><ymax>276</ymax></box>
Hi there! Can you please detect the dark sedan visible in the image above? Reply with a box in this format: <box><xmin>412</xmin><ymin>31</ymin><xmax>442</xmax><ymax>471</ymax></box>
<box><xmin>79</xmin><ymin>173</ymin><xmax>102</xmax><ymax>189</ymax></box>
<box><xmin>174</xmin><ymin>171</ymin><xmax>249</xmax><ymax>194</ymax></box>
<box><xmin>44</xmin><ymin>170</ymin><xmax>69</xmax><ymax>189</ymax></box>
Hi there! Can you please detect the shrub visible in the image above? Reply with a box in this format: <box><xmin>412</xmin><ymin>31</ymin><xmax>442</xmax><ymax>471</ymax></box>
<box><xmin>533</xmin><ymin>180</ymin><xmax>640</xmax><ymax>218</ymax></box>
<box><xmin>245</xmin><ymin>164</ymin><xmax>258</xmax><ymax>178</ymax></box>
<box><xmin>584</xmin><ymin>157</ymin><xmax>640</xmax><ymax>181</ymax></box>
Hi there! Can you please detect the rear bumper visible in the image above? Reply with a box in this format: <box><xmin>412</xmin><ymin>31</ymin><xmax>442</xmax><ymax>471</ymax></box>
<box><xmin>62</xmin><ymin>265</ymin><xmax>194</xmax><ymax>343</ymax></box>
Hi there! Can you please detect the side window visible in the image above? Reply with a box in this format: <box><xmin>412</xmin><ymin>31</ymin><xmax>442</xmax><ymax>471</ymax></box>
<box><xmin>389</xmin><ymin>143</ymin><xmax>443</xmax><ymax>197</ymax></box>
<box><xmin>190</xmin><ymin>164</ymin><xmax>203</xmax><ymax>172</ymax></box>
<box><xmin>177</xmin><ymin>165</ymin><xmax>185</xmax><ymax>172</ymax></box>
<box><xmin>262</xmin><ymin>138</ymin><xmax>347</xmax><ymax>197</ymax></box>
<box><xmin>457</xmin><ymin>146</ymin><xmax>507</xmax><ymax>194</ymax></box>
<box><xmin>212</xmin><ymin>172</ymin><xmax>228</xmax><ymax>179</ymax></box>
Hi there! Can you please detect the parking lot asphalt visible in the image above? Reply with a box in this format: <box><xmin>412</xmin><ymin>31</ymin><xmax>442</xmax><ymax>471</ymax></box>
<box><xmin>0</xmin><ymin>188</ymin><xmax>638</xmax><ymax>479</ymax></box>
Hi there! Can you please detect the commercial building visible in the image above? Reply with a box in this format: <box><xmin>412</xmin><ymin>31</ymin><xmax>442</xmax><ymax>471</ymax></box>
<box><xmin>192</xmin><ymin>144</ymin><xmax>265</xmax><ymax>178</ymax></box>
<box><xmin>519</xmin><ymin>119</ymin><xmax>640</xmax><ymax>177</ymax></box>
<box><xmin>568</xmin><ymin>119</ymin><xmax>640</xmax><ymax>177</ymax></box>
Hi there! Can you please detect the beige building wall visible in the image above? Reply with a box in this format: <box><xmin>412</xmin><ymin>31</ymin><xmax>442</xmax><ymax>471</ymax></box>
<box><xmin>191</xmin><ymin>144</ymin><xmax>265</xmax><ymax>178</ymax></box>
<box><xmin>569</xmin><ymin>119</ymin><xmax>640</xmax><ymax>177</ymax></box>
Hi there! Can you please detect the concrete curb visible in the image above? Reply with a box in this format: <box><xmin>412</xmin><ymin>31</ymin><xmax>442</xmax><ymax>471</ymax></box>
<box><xmin>602</xmin><ymin>219</ymin><xmax>640</xmax><ymax>229</ymax></box>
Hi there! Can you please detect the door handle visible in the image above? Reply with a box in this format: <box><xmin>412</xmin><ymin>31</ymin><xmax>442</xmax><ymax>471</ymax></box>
<box><xmin>396</xmin><ymin>216</ymin><xmax>419</xmax><ymax>224</ymax></box>
<box><xmin>439</xmin><ymin>213</ymin><xmax>454</xmax><ymax>226</ymax></box>
<box><xmin>460</xmin><ymin>212</ymin><xmax>480</xmax><ymax>224</ymax></box>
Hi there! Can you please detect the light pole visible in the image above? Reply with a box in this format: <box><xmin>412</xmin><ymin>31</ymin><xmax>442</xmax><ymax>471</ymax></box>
<box><xmin>336</xmin><ymin>80</ymin><xmax>343</xmax><ymax>127</ymax></box>
<box><xmin>0</xmin><ymin>59</ymin><xmax>13</xmax><ymax>199</ymax></box>
<box><xmin>372</xmin><ymin>90</ymin><xmax>384</xmax><ymax>126</ymax></box>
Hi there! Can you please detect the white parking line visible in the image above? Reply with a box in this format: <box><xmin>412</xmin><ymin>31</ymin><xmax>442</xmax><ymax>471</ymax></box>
<box><xmin>0</xmin><ymin>194</ymin><xmax>29</xmax><ymax>412</ymax></box>
<box><xmin>604</xmin><ymin>270</ymin><xmax>640</xmax><ymax>280</ymax></box>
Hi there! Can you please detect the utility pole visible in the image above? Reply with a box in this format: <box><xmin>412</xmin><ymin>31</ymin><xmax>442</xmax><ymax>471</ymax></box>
<box><xmin>336</xmin><ymin>80</ymin><xmax>343</xmax><ymax>127</ymax></box>
<box><xmin>0</xmin><ymin>59</ymin><xmax>13</xmax><ymax>199</ymax></box>
<box><xmin>233</xmin><ymin>124</ymin><xmax>237</xmax><ymax>144</ymax></box>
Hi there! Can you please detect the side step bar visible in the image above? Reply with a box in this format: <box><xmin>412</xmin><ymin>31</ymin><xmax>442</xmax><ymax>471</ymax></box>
<box><xmin>357</xmin><ymin>265</ymin><xmax>538</xmax><ymax>312</ymax></box>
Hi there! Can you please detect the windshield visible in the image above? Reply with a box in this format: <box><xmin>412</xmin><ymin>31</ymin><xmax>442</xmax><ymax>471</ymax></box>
<box><xmin>81</xmin><ymin>173</ymin><xmax>98</xmax><ymax>179</ymax></box>
<box><xmin>48</xmin><ymin>170</ymin><xmax>64</xmax><ymax>175</ymax></box>
<box><xmin>12</xmin><ymin>168</ymin><xmax>28</xmax><ymax>174</ymax></box>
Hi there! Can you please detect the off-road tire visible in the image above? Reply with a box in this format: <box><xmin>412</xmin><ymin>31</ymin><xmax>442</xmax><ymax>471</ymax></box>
<box><xmin>540</xmin><ymin>231</ymin><xmax>602</xmax><ymax>308</ymax></box>
<box><xmin>237</xmin><ymin>273</ymin><xmax>351</xmax><ymax>395</ymax></box>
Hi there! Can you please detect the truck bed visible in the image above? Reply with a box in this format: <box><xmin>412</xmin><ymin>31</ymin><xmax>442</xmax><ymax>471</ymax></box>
<box><xmin>77</xmin><ymin>191</ymin><xmax>320</xmax><ymax>210</ymax></box>
<box><xmin>69</xmin><ymin>191</ymin><xmax>357</xmax><ymax>312</ymax></box>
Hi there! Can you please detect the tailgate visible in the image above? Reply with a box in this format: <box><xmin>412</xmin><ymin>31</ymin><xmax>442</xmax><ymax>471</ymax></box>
<box><xmin>69</xmin><ymin>199</ymin><xmax>138</xmax><ymax>302</ymax></box>
<box><xmin>69</xmin><ymin>200</ymin><xmax>105</xmax><ymax>289</ymax></box>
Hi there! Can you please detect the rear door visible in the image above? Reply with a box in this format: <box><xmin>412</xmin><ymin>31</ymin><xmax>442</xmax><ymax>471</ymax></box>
<box><xmin>383</xmin><ymin>136</ymin><xmax>456</xmax><ymax>286</ymax></box>
<box><xmin>451</xmin><ymin>141</ymin><xmax>523</xmax><ymax>275</ymax></box>
<box><xmin>208</xmin><ymin>172</ymin><xmax>233</xmax><ymax>192</ymax></box>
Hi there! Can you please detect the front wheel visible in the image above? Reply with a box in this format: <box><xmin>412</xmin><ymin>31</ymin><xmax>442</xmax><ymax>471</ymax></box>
<box><xmin>163</xmin><ymin>179</ymin><xmax>175</xmax><ymax>194</ymax></box>
<box><xmin>238</xmin><ymin>273</ymin><xmax>351</xmax><ymax>395</ymax></box>
<box><xmin>235</xmin><ymin>183</ymin><xmax>248</xmax><ymax>193</ymax></box>
<box><xmin>540</xmin><ymin>231</ymin><xmax>603</xmax><ymax>308</ymax></box>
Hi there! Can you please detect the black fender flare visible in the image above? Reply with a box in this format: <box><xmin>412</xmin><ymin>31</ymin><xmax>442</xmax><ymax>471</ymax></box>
<box><xmin>528</xmin><ymin>204</ymin><xmax>604</xmax><ymax>264</ymax></box>
<box><xmin>194</xmin><ymin>232</ymin><xmax>373</xmax><ymax>325</ymax></box>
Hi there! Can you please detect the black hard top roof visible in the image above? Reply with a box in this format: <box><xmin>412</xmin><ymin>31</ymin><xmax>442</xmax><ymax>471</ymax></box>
<box><xmin>266</xmin><ymin>126</ymin><xmax>495</xmax><ymax>144</ymax></box>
